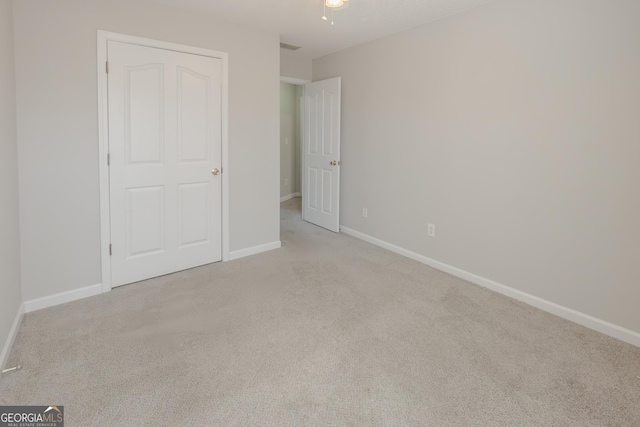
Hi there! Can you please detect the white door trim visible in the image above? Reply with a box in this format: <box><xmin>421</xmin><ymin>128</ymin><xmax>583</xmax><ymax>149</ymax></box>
<box><xmin>300</xmin><ymin>89</ymin><xmax>306</xmax><ymax>221</ymax></box>
<box><xmin>97</xmin><ymin>30</ymin><xmax>230</xmax><ymax>294</ymax></box>
<box><xmin>280</xmin><ymin>76</ymin><xmax>310</xmax><ymax>85</ymax></box>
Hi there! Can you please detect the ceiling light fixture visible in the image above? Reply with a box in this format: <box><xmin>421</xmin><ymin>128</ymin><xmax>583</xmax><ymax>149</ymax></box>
<box><xmin>322</xmin><ymin>0</ymin><xmax>349</xmax><ymax>26</ymax></box>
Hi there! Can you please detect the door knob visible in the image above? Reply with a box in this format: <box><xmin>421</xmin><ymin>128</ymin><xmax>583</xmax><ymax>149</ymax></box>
<box><xmin>212</xmin><ymin>168</ymin><xmax>220</xmax><ymax>175</ymax></box>
<box><xmin>330</xmin><ymin>160</ymin><xmax>340</xmax><ymax>166</ymax></box>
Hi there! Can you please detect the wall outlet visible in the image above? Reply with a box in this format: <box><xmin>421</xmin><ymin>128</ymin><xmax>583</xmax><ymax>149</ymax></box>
<box><xmin>428</xmin><ymin>223</ymin><xmax>436</xmax><ymax>237</ymax></box>
<box><xmin>362</xmin><ymin>208</ymin><xmax>368</xmax><ymax>218</ymax></box>
<box><xmin>285</xmin><ymin>137</ymin><xmax>289</xmax><ymax>145</ymax></box>
<box><xmin>284</xmin><ymin>178</ymin><xmax>289</xmax><ymax>186</ymax></box>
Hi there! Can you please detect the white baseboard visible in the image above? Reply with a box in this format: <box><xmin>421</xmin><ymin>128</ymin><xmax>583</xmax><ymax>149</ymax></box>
<box><xmin>280</xmin><ymin>193</ymin><xmax>301</xmax><ymax>203</ymax></box>
<box><xmin>1</xmin><ymin>302</ymin><xmax>24</xmax><ymax>370</ymax></box>
<box><xmin>229</xmin><ymin>241</ymin><xmax>282</xmax><ymax>261</ymax></box>
<box><xmin>24</xmin><ymin>283</ymin><xmax>102</xmax><ymax>313</ymax></box>
<box><xmin>340</xmin><ymin>226</ymin><xmax>640</xmax><ymax>348</ymax></box>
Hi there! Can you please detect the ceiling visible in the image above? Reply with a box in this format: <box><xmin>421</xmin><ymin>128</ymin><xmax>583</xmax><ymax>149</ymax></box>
<box><xmin>153</xmin><ymin>0</ymin><xmax>501</xmax><ymax>59</ymax></box>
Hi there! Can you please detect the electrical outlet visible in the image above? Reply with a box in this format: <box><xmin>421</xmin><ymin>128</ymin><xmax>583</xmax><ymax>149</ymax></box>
<box><xmin>285</xmin><ymin>137</ymin><xmax>289</xmax><ymax>145</ymax></box>
<box><xmin>285</xmin><ymin>178</ymin><xmax>289</xmax><ymax>186</ymax></box>
<box><xmin>428</xmin><ymin>223</ymin><xmax>436</xmax><ymax>237</ymax></box>
<box><xmin>362</xmin><ymin>208</ymin><xmax>368</xmax><ymax>218</ymax></box>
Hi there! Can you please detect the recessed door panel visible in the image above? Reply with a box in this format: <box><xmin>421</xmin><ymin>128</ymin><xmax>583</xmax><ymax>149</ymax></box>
<box><xmin>308</xmin><ymin>167</ymin><xmax>318</xmax><ymax>210</ymax></box>
<box><xmin>178</xmin><ymin>182</ymin><xmax>210</xmax><ymax>247</ymax></box>
<box><xmin>308</xmin><ymin>92</ymin><xmax>319</xmax><ymax>155</ymax></box>
<box><xmin>127</xmin><ymin>186</ymin><xmax>164</xmax><ymax>257</ymax></box>
<box><xmin>322</xmin><ymin>169</ymin><xmax>332</xmax><ymax>214</ymax></box>
<box><xmin>126</xmin><ymin>65</ymin><xmax>164</xmax><ymax>164</ymax></box>
<box><xmin>178</xmin><ymin>67</ymin><xmax>209</xmax><ymax>163</ymax></box>
<box><xmin>322</xmin><ymin>91</ymin><xmax>334</xmax><ymax>156</ymax></box>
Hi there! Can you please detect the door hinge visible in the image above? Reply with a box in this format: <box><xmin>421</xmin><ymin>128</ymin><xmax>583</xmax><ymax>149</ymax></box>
<box><xmin>109</xmin><ymin>244</ymin><xmax>112</xmax><ymax>256</ymax></box>
<box><xmin>106</xmin><ymin>61</ymin><xmax>109</xmax><ymax>74</ymax></box>
<box><xmin>107</xmin><ymin>153</ymin><xmax>110</xmax><ymax>166</ymax></box>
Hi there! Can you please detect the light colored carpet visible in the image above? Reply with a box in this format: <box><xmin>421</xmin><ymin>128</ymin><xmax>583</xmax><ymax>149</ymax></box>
<box><xmin>1</xmin><ymin>197</ymin><xmax>639</xmax><ymax>426</ymax></box>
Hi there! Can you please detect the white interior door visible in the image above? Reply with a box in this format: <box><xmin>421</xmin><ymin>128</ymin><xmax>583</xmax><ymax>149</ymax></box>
<box><xmin>108</xmin><ymin>41</ymin><xmax>222</xmax><ymax>287</ymax></box>
<box><xmin>303</xmin><ymin>77</ymin><xmax>341</xmax><ymax>232</ymax></box>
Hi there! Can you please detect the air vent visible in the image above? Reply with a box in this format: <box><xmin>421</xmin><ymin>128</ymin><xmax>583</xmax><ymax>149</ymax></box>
<box><xmin>280</xmin><ymin>42</ymin><xmax>301</xmax><ymax>51</ymax></box>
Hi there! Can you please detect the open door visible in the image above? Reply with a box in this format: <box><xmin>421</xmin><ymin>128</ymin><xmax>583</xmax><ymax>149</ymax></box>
<box><xmin>303</xmin><ymin>77</ymin><xmax>341</xmax><ymax>232</ymax></box>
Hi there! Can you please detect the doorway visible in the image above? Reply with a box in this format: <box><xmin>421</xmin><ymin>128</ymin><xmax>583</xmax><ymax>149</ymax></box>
<box><xmin>280</xmin><ymin>78</ymin><xmax>306</xmax><ymax>220</ymax></box>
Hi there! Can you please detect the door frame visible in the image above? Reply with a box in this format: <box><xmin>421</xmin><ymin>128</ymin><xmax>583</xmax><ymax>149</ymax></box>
<box><xmin>279</xmin><ymin>76</ymin><xmax>310</xmax><ymax>219</ymax></box>
<box><xmin>97</xmin><ymin>30</ymin><xmax>230</xmax><ymax>293</ymax></box>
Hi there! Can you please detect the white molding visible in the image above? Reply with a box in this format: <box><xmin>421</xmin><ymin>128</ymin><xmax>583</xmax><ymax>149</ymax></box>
<box><xmin>280</xmin><ymin>192</ymin><xmax>301</xmax><ymax>203</ymax></box>
<box><xmin>221</xmin><ymin>46</ymin><xmax>230</xmax><ymax>263</ymax></box>
<box><xmin>97</xmin><ymin>30</ymin><xmax>231</xmax><ymax>292</ymax></box>
<box><xmin>97</xmin><ymin>31</ymin><xmax>111</xmax><ymax>294</ymax></box>
<box><xmin>1</xmin><ymin>303</ymin><xmax>24</xmax><ymax>371</ymax></box>
<box><xmin>24</xmin><ymin>284</ymin><xmax>102</xmax><ymax>314</ymax></box>
<box><xmin>300</xmin><ymin>84</ymin><xmax>307</xmax><ymax>222</ymax></box>
<box><xmin>280</xmin><ymin>76</ymin><xmax>310</xmax><ymax>85</ymax></box>
<box><xmin>299</xmin><ymin>89</ymin><xmax>305</xmax><ymax>221</ymax></box>
<box><xmin>229</xmin><ymin>241</ymin><xmax>281</xmax><ymax>261</ymax></box>
<box><xmin>340</xmin><ymin>226</ymin><xmax>640</xmax><ymax>348</ymax></box>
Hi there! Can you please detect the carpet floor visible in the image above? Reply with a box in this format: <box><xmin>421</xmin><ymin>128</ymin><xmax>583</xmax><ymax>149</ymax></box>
<box><xmin>1</xmin><ymin>198</ymin><xmax>639</xmax><ymax>426</ymax></box>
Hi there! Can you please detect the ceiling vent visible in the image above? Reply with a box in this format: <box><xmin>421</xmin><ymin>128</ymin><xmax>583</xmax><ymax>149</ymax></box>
<box><xmin>280</xmin><ymin>42</ymin><xmax>301</xmax><ymax>51</ymax></box>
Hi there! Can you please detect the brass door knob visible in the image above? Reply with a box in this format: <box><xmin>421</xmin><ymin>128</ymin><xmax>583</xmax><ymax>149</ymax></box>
<box><xmin>330</xmin><ymin>160</ymin><xmax>339</xmax><ymax>166</ymax></box>
<box><xmin>212</xmin><ymin>168</ymin><xmax>220</xmax><ymax>175</ymax></box>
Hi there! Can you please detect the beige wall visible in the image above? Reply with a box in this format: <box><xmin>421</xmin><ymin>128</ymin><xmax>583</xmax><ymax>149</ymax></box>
<box><xmin>313</xmin><ymin>0</ymin><xmax>640</xmax><ymax>333</ymax></box>
<box><xmin>0</xmin><ymin>0</ymin><xmax>22</xmax><ymax>366</ymax></box>
<box><xmin>281</xmin><ymin>54</ymin><xmax>312</xmax><ymax>81</ymax></box>
<box><xmin>13</xmin><ymin>0</ymin><xmax>281</xmax><ymax>301</ymax></box>
<box><xmin>280</xmin><ymin>83</ymin><xmax>299</xmax><ymax>197</ymax></box>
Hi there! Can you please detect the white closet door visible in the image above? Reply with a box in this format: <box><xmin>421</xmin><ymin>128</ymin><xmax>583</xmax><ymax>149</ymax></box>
<box><xmin>108</xmin><ymin>41</ymin><xmax>222</xmax><ymax>287</ymax></box>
